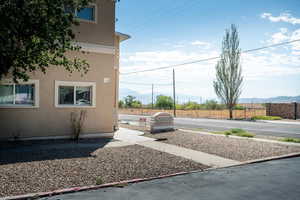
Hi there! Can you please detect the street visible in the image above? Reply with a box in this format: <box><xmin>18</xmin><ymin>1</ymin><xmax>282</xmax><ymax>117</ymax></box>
<box><xmin>41</xmin><ymin>156</ymin><xmax>300</xmax><ymax>200</ymax></box>
<box><xmin>119</xmin><ymin>114</ymin><xmax>300</xmax><ymax>138</ymax></box>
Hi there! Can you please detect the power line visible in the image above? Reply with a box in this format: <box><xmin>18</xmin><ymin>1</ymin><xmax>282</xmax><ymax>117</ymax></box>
<box><xmin>120</xmin><ymin>39</ymin><xmax>300</xmax><ymax>75</ymax></box>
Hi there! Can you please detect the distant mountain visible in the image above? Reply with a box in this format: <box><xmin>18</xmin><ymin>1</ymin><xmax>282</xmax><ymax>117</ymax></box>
<box><xmin>119</xmin><ymin>88</ymin><xmax>300</xmax><ymax>104</ymax></box>
<box><xmin>119</xmin><ymin>88</ymin><xmax>214</xmax><ymax>104</ymax></box>
<box><xmin>239</xmin><ymin>96</ymin><xmax>300</xmax><ymax>103</ymax></box>
<box><xmin>119</xmin><ymin>88</ymin><xmax>141</xmax><ymax>98</ymax></box>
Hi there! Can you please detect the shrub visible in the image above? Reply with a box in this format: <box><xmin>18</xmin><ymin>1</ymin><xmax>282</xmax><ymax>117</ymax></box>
<box><xmin>251</xmin><ymin>116</ymin><xmax>282</xmax><ymax>120</ymax></box>
<box><xmin>212</xmin><ymin>128</ymin><xmax>255</xmax><ymax>138</ymax></box>
<box><xmin>118</xmin><ymin>100</ymin><xmax>124</xmax><ymax>108</ymax></box>
<box><xmin>70</xmin><ymin>110</ymin><xmax>87</xmax><ymax>141</ymax></box>
<box><xmin>279</xmin><ymin>138</ymin><xmax>300</xmax><ymax>143</ymax></box>
<box><xmin>233</xmin><ymin>105</ymin><xmax>245</xmax><ymax>110</ymax></box>
<box><xmin>96</xmin><ymin>177</ymin><xmax>103</xmax><ymax>185</ymax></box>
<box><xmin>234</xmin><ymin>132</ymin><xmax>255</xmax><ymax>138</ymax></box>
<box><xmin>230</xmin><ymin>128</ymin><xmax>246</xmax><ymax>134</ymax></box>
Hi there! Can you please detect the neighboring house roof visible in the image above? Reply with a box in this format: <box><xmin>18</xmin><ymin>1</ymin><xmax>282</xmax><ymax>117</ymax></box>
<box><xmin>116</xmin><ymin>32</ymin><xmax>131</xmax><ymax>42</ymax></box>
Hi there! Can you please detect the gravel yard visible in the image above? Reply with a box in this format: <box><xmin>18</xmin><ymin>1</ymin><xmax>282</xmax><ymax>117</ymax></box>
<box><xmin>0</xmin><ymin>144</ymin><xmax>207</xmax><ymax>197</ymax></box>
<box><xmin>142</xmin><ymin>130</ymin><xmax>300</xmax><ymax>162</ymax></box>
<box><xmin>119</xmin><ymin>124</ymin><xmax>300</xmax><ymax>162</ymax></box>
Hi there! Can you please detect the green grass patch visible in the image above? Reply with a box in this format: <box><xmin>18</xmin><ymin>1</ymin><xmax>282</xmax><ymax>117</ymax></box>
<box><xmin>251</xmin><ymin>116</ymin><xmax>282</xmax><ymax>120</ymax></box>
<box><xmin>96</xmin><ymin>177</ymin><xmax>103</xmax><ymax>185</ymax></box>
<box><xmin>212</xmin><ymin>128</ymin><xmax>255</xmax><ymax>138</ymax></box>
<box><xmin>279</xmin><ymin>138</ymin><xmax>300</xmax><ymax>143</ymax></box>
<box><xmin>192</xmin><ymin>128</ymin><xmax>204</xmax><ymax>131</ymax></box>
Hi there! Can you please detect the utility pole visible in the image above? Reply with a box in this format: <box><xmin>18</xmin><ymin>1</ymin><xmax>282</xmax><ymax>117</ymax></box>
<box><xmin>151</xmin><ymin>84</ymin><xmax>154</xmax><ymax>109</ymax></box>
<box><xmin>173</xmin><ymin>69</ymin><xmax>176</xmax><ymax>117</ymax></box>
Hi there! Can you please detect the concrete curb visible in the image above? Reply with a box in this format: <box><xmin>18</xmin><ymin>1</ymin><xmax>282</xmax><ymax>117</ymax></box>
<box><xmin>209</xmin><ymin>151</ymin><xmax>300</xmax><ymax>170</ymax></box>
<box><xmin>179</xmin><ymin>129</ymin><xmax>300</xmax><ymax>147</ymax></box>
<box><xmin>3</xmin><ymin>152</ymin><xmax>300</xmax><ymax>200</ymax></box>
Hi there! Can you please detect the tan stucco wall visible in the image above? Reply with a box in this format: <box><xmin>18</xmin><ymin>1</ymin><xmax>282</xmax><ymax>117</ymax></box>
<box><xmin>0</xmin><ymin>0</ymin><xmax>122</xmax><ymax>140</ymax></box>
<box><xmin>0</xmin><ymin>51</ymin><xmax>116</xmax><ymax>139</ymax></box>
<box><xmin>74</xmin><ymin>0</ymin><xmax>115</xmax><ymax>46</ymax></box>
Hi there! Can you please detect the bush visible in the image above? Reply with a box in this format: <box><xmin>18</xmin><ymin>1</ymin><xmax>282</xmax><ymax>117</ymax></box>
<box><xmin>213</xmin><ymin>128</ymin><xmax>255</xmax><ymax>138</ymax></box>
<box><xmin>96</xmin><ymin>177</ymin><xmax>103</xmax><ymax>185</ymax></box>
<box><xmin>70</xmin><ymin>110</ymin><xmax>87</xmax><ymax>141</ymax></box>
<box><xmin>230</xmin><ymin>128</ymin><xmax>246</xmax><ymax>134</ymax></box>
<box><xmin>234</xmin><ymin>132</ymin><xmax>255</xmax><ymax>138</ymax></box>
<box><xmin>233</xmin><ymin>105</ymin><xmax>245</xmax><ymax>110</ymax></box>
<box><xmin>279</xmin><ymin>138</ymin><xmax>300</xmax><ymax>143</ymax></box>
<box><xmin>182</xmin><ymin>101</ymin><xmax>202</xmax><ymax>110</ymax></box>
<box><xmin>131</xmin><ymin>101</ymin><xmax>142</xmax><ymax>108</ymax></box>
<box><xmin>118</xmin><ymin>100</ymin><xmax>124</xmax><ymax>108</ymax></box>
<box><xmin>251</xmin><ymin>116</ymin><xmax>282</xmax><ymax>120</ymax></box>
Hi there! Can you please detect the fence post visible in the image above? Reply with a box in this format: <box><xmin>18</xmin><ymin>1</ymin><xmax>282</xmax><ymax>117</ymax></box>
<box><xmin>294</xmin><ymin>102</ymin><xmax>297</xmax><ymax>120</ymax></box>
<box><xmin>266</xmin><ymin>103</ymin><xmax>271</xmax><ymax>116</ymax></box>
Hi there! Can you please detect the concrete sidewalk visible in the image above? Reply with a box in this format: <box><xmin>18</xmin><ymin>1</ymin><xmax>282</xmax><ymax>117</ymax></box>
<box><xmin>258</xmin><ymin>120</ymin><xmax>300</xmax><ymax>125</ymax></box>
<box><xmin>114</xmin><ymin>128</ymin><xmax>240</xmax><ymax>167</ymax></box>
<box><xmin>41</xmin><ymin>156</ymin><xmax>300</xmax><ymax>200</ymax></box>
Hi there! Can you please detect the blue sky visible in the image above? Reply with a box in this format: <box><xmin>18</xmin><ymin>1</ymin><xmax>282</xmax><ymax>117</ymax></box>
<box><xmin>116</xmin><ymin>0</ymin><xmax>300</xmax><ymax>101</ymax></box>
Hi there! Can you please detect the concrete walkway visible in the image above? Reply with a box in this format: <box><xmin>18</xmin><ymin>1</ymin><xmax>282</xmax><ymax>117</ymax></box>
<box><xmin>114</xmin><ymin>128</ymin><xmax>155</xmax><ymax>143</ymax></box>
<box><xmin>138</xmin><ymin>141</ymin><xmax>240</xmax><ymax>167</ymax></box>
<box><xmin>114</xmin><ymin>128</ymin><xmax>240</xmax><ymax>168</ymax></box>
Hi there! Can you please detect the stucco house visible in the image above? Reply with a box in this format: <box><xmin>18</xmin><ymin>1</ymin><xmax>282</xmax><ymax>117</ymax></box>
<box><xmin>0</xmin><ymin>0</ymin><xmax>129</xmax><ymax>140</ymax></box>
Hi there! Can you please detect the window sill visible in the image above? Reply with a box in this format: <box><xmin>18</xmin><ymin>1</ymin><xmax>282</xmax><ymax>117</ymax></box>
<box><xmin>55</xmin><ymin>105</ymin><xmax>96</xmax><ymax>108</ymax></box>
<box><xmin>0</xmin><ymin>105</ymin><xmax>39</xmax><ymax>109</ymax></box>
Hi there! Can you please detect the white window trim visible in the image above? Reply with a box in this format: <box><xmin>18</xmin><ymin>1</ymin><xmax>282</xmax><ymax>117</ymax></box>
<box><xmin>0</xmin><ymin>79</ymin><xmax>39</xmax><ymax>109</ymax></box>
<box><xmin>75</xmin><ymin>3</ymin><xmax>98</xmax><ymax>24</ymax></box>
<box><xmin>55</xmin><ymin>80</ymin><xmax>96</xmax><ymax>108</ymax></box>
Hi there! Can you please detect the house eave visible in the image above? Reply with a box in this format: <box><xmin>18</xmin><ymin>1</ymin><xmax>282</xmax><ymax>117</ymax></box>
<box><xmin>115</xmin><ymin>32</ymin><xmax>131</xmax><ymax>42</ymax></box>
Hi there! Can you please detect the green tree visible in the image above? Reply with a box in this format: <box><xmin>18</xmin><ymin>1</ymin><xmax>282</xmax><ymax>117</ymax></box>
<box><xmin>124</xmin><ymin>95</ymin><xmax>136</xmax><ymax>108</ymax></box>
<box><xmin>204</xmin><ymin>100</ymin><xmax>222</xmax><ymax>110</ymax></box>
<box><xmin>155</xmin><ymin>95</ymin><xmax>173</xmax><ymax>109</ymax></box>
<box><xmin>131</xmin><ymin>100</ymin><xmax>142</xmax><ymax>108</ymax></box>
<box><xmin>213</xmin><ymin>24</ymin><xmax>243</xmax><ymax>119</ymax></box>
<box><xmin>118</xmin><ymin>100</ymin><xmax>124</xmax><ymax>108</ymax></box>
<box><xmin>0</xmin><ymin>0</ymin><xmax>94</xmax><ymax>82</ymax></box>
<box><xmin>183</xmin><ymin>101</ymin><xmax>202</xmax><ymax>110</ymax></box>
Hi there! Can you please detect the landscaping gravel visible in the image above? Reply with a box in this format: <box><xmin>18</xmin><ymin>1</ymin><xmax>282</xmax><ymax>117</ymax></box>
<box><xmin>143</xmin><ymin>130</ymin><xmax>300</xmax><ymax>162</ymax></box>
<box><xmin>0</xmin><ymin>144</ymin><xmax>207</xmax><ymax>197</ymax></box>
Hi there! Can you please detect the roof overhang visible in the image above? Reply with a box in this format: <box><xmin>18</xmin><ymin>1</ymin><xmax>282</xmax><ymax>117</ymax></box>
<box><xmin>115</xmin><ymin>32</ymin><xmax>131</xmax><ymax>42</ymax></box>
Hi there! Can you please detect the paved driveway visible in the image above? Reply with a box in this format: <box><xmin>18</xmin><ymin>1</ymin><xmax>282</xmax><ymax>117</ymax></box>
<box><xmin>119</xmin><ymin>114</ymin><xmax>300</xmax><ymax>138</ymax></box>
<box><xmin>41</xmin><ymin>156</ymin><xmax>300</xmax><ymax>200</ymax></box>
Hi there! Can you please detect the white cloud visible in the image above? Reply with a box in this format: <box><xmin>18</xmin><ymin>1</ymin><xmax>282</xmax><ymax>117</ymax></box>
<box><xmin>267</xmin><ymin>28</ymin><xmax>300</xmax><ymax>55</ymax></box>
<box><xmin>120</xmin><ymin>35</ymin><xmax>300</xmax><ymax>98</ymax></box>
<box><xmin>190</xmin><ymin>40</ymin><xmax>211</xmax><ymax>49</ymax></box>
<box><xmin>267</xmin><ymin>28</ymin><xmax>290</xmax><ymax>44</ymax></box>
<box><xmin>261</xmin><ymin>12</ymin><xmax>300</xmax><ymax>25</ymax></box>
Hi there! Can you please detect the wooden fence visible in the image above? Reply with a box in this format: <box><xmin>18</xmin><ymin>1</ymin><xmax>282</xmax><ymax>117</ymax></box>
<box><xmin>119</xmin><ymin>108</ymin><xmax>266</xmax><ymax>119</ymax></box>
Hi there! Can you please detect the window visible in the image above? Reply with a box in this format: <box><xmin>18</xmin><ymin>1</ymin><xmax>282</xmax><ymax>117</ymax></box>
<box><xmin>55</xmin><ymin>81</ymin><xmax>96</xmax><ymax>108</ymax></box>
<box><xmin>0</xmin><ymin>80</ymin><xmax>39</xmax><ymax>108</ymax></box>
<box><xmin>64</xmin><ymin>4</ymin><xmax>97</xmax><ymax>22</ymax></box>
<box><xmin>77</xmin><ymin>6</ymin><xmax>95</xmax><ymax>21</ymax></box>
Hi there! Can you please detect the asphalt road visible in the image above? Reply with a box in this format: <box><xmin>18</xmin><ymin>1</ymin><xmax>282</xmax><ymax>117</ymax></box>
<box><xmin>119</xmin><ymin>114</ymin><xmax>300</xmax><ymax>138</ymax></box>
<box><xmin>41</xmin><ymin>156</ymin><xmax>300</xmax><ymax>200</ymax></box>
